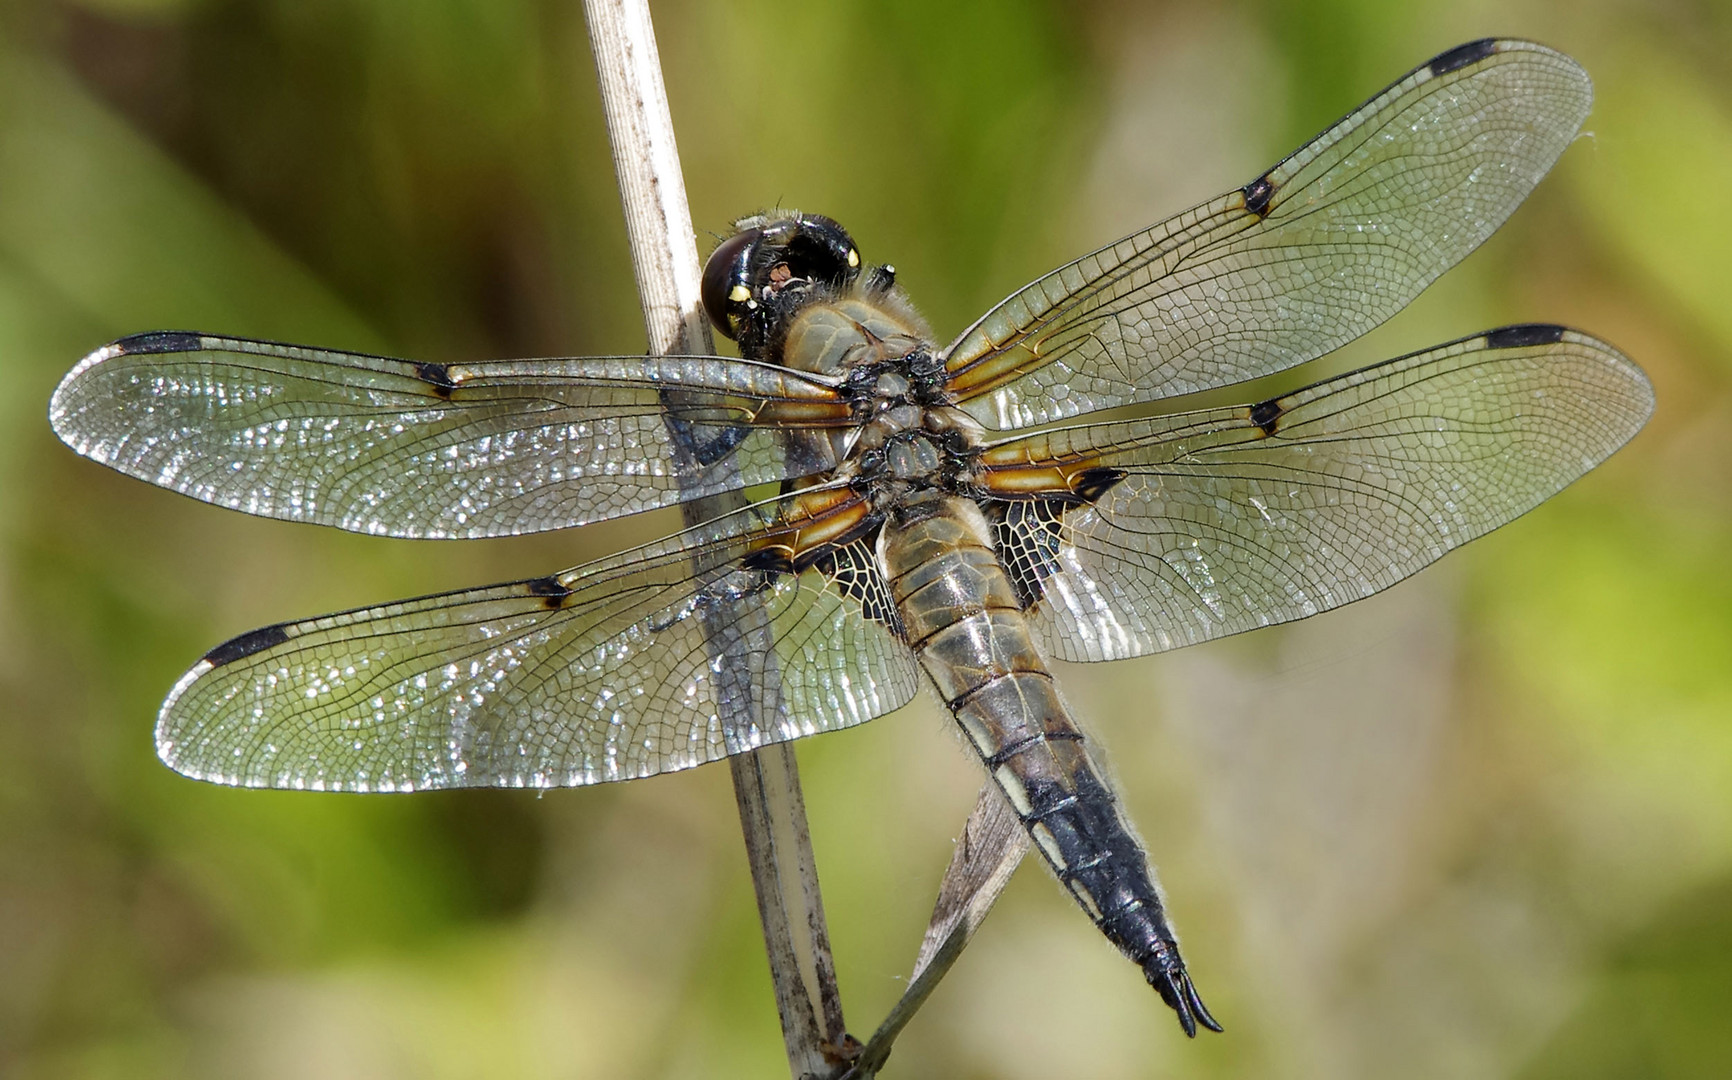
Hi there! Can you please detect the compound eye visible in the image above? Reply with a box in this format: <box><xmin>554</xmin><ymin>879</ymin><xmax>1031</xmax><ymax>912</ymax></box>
<box><xmin>792</xmin><ymin>215</ymin><xmax>860</xmax><ymax>286</ymax></box>
<box><xmin>701</xmin><ymin>228</ymin><xmax>761</xmax><ymax>339</ymax></box>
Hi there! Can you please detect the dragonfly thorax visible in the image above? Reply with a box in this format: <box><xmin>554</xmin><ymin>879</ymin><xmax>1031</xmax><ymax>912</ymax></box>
<box><xmin>822</xmin><ymin>338</ymin><xmax>979</xmax><ymax>495</ymax></box>
<box><xmin>846</xmin><ymin>403</ymin><xmax>984</xmax><ymax>498</ymax></box>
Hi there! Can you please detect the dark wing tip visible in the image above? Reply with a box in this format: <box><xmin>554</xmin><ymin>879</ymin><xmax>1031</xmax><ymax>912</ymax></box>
<box><xmin>1428</xmin><ymin>38</ymin><xmax>1501</xmax><ymax>76</ymax></box>
<box><xmin>114</xmin><ymin>330</ymin><xmax>205</xmax><ymax>356</ymax></box>
<box><xmin>1484</xmin><ymin>323</ymin><xmax>1567</xmax><ymax>349</ymax></box>
<box><xmin>202</xmin><ymin>623</ymin><xmax>291</xmax><ymax>667</ymax></box>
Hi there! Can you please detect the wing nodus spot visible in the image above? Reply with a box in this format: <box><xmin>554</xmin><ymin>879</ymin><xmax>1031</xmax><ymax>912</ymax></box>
<box><xmin>525</xmin><ymin>576</ymin><xmax>574</xmax><ymax>608</ymax></box>
<box><xmin>1429</xmin><ymin>38</ymin><xmax>1499</xmax><ymax>76</ymax></box>
<box><xmin>415</xmin><ymin>362</ymin><xmax>458</xmax><ymax>397</ymax></box>
<box><xmin>1484</xmin><ymin>323</ymin><xmax>1565</xmax><ymax>350</ymax></box>
<box><xmin>116</xmin><ymin>330</ymin><xmax>202</xmax><ymax>356</ymax></box>
<box><xmin>1242</xmin><ymin>175</ymin><xmax>1277</xmax><ymax>218</ymax></box>
<box><xmin>203</xmin><ymin>624</ymin><xmax>291</xmax><ymax>667</ymax></box>
<box><xmin>1249</xmin><ymin>398</ymin><xmax>1284</xmax><ymax>436</ymax></box>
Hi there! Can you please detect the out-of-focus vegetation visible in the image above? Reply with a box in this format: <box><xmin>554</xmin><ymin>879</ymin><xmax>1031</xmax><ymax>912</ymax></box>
<box><xmin>1</xmin><ymin>0</ymin><xmax>1727</xmax><ymax>1076</ymax></box>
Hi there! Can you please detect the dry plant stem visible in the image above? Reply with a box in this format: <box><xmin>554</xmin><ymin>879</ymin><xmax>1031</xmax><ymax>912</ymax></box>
<box><xmin>732</xmin><ymin>744</ymin><xmax>851</xmax><ymax>1068</ymax></box>
<box><xmin>582</xmin><ymin>3</ymin><xmax>1031</xmax><ymax>1075</ymax></box>
<box><xmin>841</xmin><ymin>786</ymin><xmax>1029</xmax><ymax>1078</ymax></box>
<box><xmin>581</xmin><ymin>2</ymin><xmax>844</xmax><ymax>1076</ymax></box>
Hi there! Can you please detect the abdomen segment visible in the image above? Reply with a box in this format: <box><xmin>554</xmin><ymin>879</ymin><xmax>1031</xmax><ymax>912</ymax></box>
<box><xmin>881</xmin><ymin>495</ymin><xmax>1221</xmax><ymax>1036</ymax></box>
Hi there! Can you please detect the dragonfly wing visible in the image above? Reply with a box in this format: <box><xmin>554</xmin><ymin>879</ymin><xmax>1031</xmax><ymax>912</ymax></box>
<box><xmin>944</xmin><ymin>39</ymin><xmax>1594</xmax><ymax>429</ymax></box>
<box><xmin>155</xmin><ymin>492</ymin><xmax>919</xmax><ymax>790</ymax></box>
<box><xmin>49</xmin><ymin>331</ymin><xmax>851</xmax><ymax>538</ymax></box>
<box><xmin>976</xmin><ymin>326</ymin><xmax>1653</xmax><ymax>662</ymax></box>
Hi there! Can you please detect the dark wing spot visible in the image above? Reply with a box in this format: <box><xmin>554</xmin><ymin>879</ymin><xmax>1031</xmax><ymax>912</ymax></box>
<box><xmin>1242</xmin><ymin>175</ymin><xmax>1277</xmax><ymax>219</ymax></box>
<box><xmin>525</xmin><ymin>575</ymin><xmax>574</xmax><ymax>608</ymax></box>
<box><xmin>1249</xmin><ymin>398</ymin><xmax>1284</xmax><ymax>436</ymax></box>
<box><xmin>1429</xmin><ymin>39</ymin><xmax>1499</xmax><ymax>76</ymax></box>
<box><xmin>414</xmin><ymin>362</ymin><xmax>458</xmax><ymax>397</ymax></box>
<box><xmin>1484</xmin><ymin>323</ymin><xmax>1566</xmax><ymax>349</ymax></box>
<box><xmin>115</xmin><ymin>330</ymin><xmax>202</xmax><ymax>355</ymax></box>
<box><xmin>806</xmin><ymin>531</ymin><xmax>901</xmax><ymax>629</ymax></box>
<box><xmin>1073</xmin><ymin>467</ymin><xmax>1126</xmax><ymax>503</ymax></box>
<box><xmin>741</xmin><ymin>547</ymin><xmax>796</xmax><ymax>575</ymax></box>
<box><xmin>986</xmin><ymin>498</ymin><xmax>1069</xmax><ymax>609</ymax></box>
<box><xmin>203</xmin><ymin>623</ymin><xmax>291</xmax><ymax>667</ymax></box>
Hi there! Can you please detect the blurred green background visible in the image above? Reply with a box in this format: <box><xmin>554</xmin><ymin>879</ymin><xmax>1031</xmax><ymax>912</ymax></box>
<box><xmin>2</xmin><ymin>0</ymin><xmax>1728</xmax><ymax>1077</ymax></box>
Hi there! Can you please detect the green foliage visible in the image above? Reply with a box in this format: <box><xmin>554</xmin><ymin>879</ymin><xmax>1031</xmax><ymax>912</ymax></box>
<box><xmin>2</xmin><ymin>1</ymin><xmax>1728</xmax><ymax>1076</ymax></box>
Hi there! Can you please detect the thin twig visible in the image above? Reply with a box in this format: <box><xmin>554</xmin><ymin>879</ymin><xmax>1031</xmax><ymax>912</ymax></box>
<box><xmin>580</xmin><ymin>6</ymin><xmax>1029</xmax><ymax>1075</ymax></box>
<box><xmin>580</xmin><ymin>3</ymin><xmax>845</xmax><ymax>1077</ymax></box>
<box><xmin>840</xmin><ymin>787</ymin><xmax>1028</xmax><ymax>1079</ymax></box>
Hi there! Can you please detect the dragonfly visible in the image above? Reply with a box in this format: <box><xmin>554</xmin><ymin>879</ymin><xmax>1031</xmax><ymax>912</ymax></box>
<box><xmin>49</xmin><ymin>39</ymin><xmax>1652</xmax><ymax>1037</ymax></box>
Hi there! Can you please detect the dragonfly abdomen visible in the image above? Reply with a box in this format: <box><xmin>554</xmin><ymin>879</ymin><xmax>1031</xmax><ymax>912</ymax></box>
<box><xmin>881</xmin><ymin>494</ymin><xmax>1219</xmax><ymax>1035</ymax></box>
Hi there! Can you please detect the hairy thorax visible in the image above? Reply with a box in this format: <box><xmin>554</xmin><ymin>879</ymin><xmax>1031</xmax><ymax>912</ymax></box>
<box><xmin>779</xmin><ymin>294</ymin><xmax>988</xmax><ymax>511</ymax></box>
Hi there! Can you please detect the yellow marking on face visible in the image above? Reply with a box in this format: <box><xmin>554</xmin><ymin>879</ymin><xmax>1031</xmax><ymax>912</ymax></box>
<box><xmin>728</xmin><ymin>284</ymin><xmax>751</xmax><ymax>303</ymax></box>
<box><xmin>847</xmin><ymin>248</ymin><xmax>860</xmax><ymax>268</ymax></box>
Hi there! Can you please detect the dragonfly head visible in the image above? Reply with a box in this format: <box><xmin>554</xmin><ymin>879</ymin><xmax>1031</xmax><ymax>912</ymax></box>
<box><xmin>702</xmin><ymin>212</ymin><xmax>863</xmax><ymax>351</ymax></box>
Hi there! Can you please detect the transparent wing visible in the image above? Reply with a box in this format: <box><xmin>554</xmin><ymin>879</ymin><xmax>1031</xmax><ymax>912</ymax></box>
<box><xmin>976</xmin><ymin>326</ymin><xmax>1653</xmax><ymax>662</ymax></box>
<box><xmin>944</xmin><ymin>39</ymin><xmax>1594</xmax><ymax>429</ymax></box>
<box><xmin>155</xmin><ymin>490</ymin><xmax>919</xmax><ymax>790</ymax></box>
<box><xmin>49</xmin><ymin>331</ymin><xmax>854</xmax><ymax>538</ymax></box>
